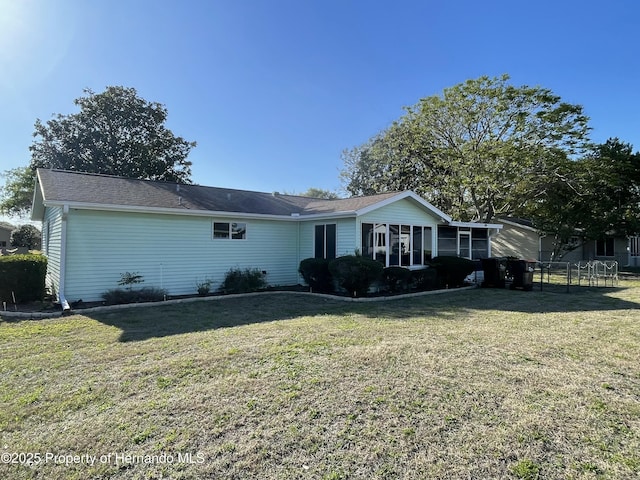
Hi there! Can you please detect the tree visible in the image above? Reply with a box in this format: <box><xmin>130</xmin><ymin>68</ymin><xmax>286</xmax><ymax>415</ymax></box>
<box><xmin>299</xmin><ymin>188</ymin><xmax>340</xmax><ymax>199</ymax></box>
<box><xmin>524</xmin><ymin>138</ymin><xmax>640</xmax><ymax>260</ymax></box>
<box><xmin>1</xmin><ymin>86</ymin><xmax>196</xmax><ymax>215</ymax></box>
<box><xmin>341</xmin><ymin>74</ymin><xmax>591</xmax><ymax>221</ymax></box>
<box><xmin>0</xmin><ymin>167</ymin><xmax>35</xmax><ymax>217</ymax></box>
<box><xmin>10</xmin><ymin>224</ymin><xmax>41</xmax><ymax>249</ymax></box>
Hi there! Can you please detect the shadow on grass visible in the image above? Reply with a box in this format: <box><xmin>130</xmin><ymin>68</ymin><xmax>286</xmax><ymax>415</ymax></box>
<box><xmin>83</xmin><ymin>285</ymin><xmax>640</xmax><ymax>342</ymax></box>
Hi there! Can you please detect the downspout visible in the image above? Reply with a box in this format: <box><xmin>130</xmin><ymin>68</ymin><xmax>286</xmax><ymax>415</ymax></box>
<box><xmin>58</xmin><ymin>204</ymin><xmax>70</xmax><ymax>311</ymax></box>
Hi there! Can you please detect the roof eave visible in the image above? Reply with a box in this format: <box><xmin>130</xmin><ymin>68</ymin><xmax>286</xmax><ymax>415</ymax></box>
<box><xmin>39</xmin><ymin>200</ymin><xmax>357</xmax><ymax>221</ymax></box>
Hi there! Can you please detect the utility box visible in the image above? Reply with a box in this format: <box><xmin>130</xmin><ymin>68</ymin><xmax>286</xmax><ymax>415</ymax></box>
<box><xmin>481</xmin><ymin>257</ymin><xmax>507</xmax><ymax>288</ymax></box>
<box><xmin>507</xmin><ymin>259</ymin><xmax>536</xmax><ymax>291</ymax></box>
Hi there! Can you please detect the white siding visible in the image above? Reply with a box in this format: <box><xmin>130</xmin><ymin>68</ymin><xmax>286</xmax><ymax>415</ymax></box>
<box><xmin>360</xmin><ymin>199</ymin><xmax>443</xmax><ymax>226</ymax></box>
<box><xmin>64</xmin><ymin>209</ymin><xmax>300</xmax><ymax>301</ymax></box>
<box><xmin>43</xmin><ymin>206</ymin><xmax>63</xmax><ymax>298</ymax></box>
<box><xmin>298</xmin><ymin>218</ymin><xmax>357</xmax><ymax>261</ymax></box>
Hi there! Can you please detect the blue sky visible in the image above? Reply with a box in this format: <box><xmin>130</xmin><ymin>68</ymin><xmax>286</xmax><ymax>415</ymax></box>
<box><xmin>1</xmin><ymin>0</ymin><xmax>639</xmax><ymax>216</ymax></box>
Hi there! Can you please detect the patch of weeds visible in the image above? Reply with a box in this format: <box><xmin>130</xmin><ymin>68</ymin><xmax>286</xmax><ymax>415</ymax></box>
<box><xmin>156</xmin><ymin>377</ymin><xmax>173</xmax><ymax>389</ymax></box>
<box><xmin>511</xmin><ymin>459</ymin><xmax>541</xmax><ymax>480</ymax></box>
<box><xmin>577</xmin><ymin>462</ymin><xmax>601</xmax><ymax>474</ymax></box>
<box><xmin>590</xmin><ymin>399</ymin><xmax>607</xmax><ymax>412</ymax></box>
<box><xmin>323</xmin><ymin>469</ymin><xmax>348</xmax><ymax>480</ymax></box>
<box><xmin>132</xmin><ymin>427</ymin><xmax>155</xmax><ymax>445</ymax></box>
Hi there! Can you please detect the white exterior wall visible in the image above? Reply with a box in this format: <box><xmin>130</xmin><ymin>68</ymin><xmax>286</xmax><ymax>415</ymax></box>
<box><xmin>298</xmin><ymin>218</ymin><xmax>357</xmax><ymax>261</ymax></box>
<box><xmin>42</xmin><ymin>206</ymin><xmax>63</xmax><ymax>297</ymax></box>
<box><xmin>63</xmin><ymin>209</ymin><xmax>300</xmax><ymax>301</ymax></box>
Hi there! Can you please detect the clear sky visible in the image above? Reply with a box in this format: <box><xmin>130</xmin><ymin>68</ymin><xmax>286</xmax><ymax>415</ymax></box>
<box><xmin>1</xmin><ymin>0</ymin><xmax>639</xmax><ymax>217</ymax></box>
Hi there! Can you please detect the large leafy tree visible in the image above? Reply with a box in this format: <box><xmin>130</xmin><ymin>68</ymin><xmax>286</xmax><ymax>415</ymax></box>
<box><xmin>341</xmin><ymin>74</ymin><xmax>591</xmax><ymax>222</ymax></box>
<box><xmin>10</xmin><ymin>224</ymin><xmax>41</xmax><ymax>249</ymax></box>
<box><xmin>521</xmin><ymin>138</ymin><xmax>640</xmax><ymax>260</ymax></box>
<box><xmin>0</xmin><ymin>86</ymin><xmax>196</xmax><ymax>216</ymax></box>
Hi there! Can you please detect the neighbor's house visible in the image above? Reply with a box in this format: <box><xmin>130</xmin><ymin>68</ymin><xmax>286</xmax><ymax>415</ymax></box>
<box><xmin>31</xmin><ymin>169</ymin><xmax>502</xmax><ymax>307</ymax></box>
<box><xmin>491</xmin><ymin>217</ymin><xmax>640</xmax><ymax>266</ymax></box>
<box><xmin>0</xmin><ymin>222</ymin><xmax>13</xmax><ymax>249</ymax></box>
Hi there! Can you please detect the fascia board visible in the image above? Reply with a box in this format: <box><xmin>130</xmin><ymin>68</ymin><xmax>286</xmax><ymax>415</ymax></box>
<box><xmin>449</xmin><ymin>220</ymin><xmax>504</xmax><ymax>230</ymax></box>
<box><xmin>40</xmin><ymin>200</ymin><xmax>356</xmax><ymax>222</ymax></box>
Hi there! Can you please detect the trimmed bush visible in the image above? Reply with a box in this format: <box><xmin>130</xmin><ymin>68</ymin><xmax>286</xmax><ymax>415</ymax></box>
<box><xmin>298</xmin><ymin>258</ymin><xmax>333</xmax><ymax>293</ymax></box>
<box><xmin>382</xmin><ymin>266</ymin><xmax>412</xmax><ymax>294</ymax></box>
<box><xmin>430</xmin><ymin>256</ymin><xmax>476</xmax><ymax>288</ymax></box>
<box><xmin>0</xmin><ymin>254</ymin><xmax>47</xmax><ymax>303</ymax></box>
<box><xmin>328</xmin><ymin>255</ymin><xmax>383</xmax><ymax>297</ymax></box>
<box><xmin>219</xmin><ymin>267</ymin><xmax>267</xmax><ymax>294</ymax></box>
<box><xmin>102</xmin><ymin>286</ymin><xmax>167</xmax><ymax>305</ymax></box>
<box><xmin>411</xmin><ymin>267</ymin><xmax>438</xmax><ymax>291</ymax></box>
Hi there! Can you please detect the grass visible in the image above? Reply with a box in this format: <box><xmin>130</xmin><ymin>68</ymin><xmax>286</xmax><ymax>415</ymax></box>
<box><xmin>1</xmin><ymin>282</ymin><xmax>640</xmax><ymax>479</ymax></box>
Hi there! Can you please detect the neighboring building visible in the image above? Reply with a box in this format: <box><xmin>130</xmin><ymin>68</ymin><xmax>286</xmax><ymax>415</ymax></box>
<box><xmin>491</xmin><ymin>218</ymin><xmax>541</xmax><ymax>260</ymax></box>
<box><xmin>31</xmin><ymin>169</ymin><xmax>502</xmax><ymax>306</ymax></box>
<box><xmin>492</xmin><ymin>217</ymin><xmax>640</xmax><ymax>266</ymax></box>
<box><xmin>0</xmin><ymin>221</ymin><xmax>14</xmax><ymax>249</ymax></box>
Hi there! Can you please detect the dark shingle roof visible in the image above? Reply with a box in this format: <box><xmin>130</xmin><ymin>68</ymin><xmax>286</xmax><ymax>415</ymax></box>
<box><xmin>36</xmin><ymin>169</ymin><xmax>401</xmax><ymax>217</ymax></box>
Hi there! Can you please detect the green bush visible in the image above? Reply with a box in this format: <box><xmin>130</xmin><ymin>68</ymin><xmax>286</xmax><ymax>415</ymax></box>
<box><xmin>430</xmin><ymin>256</ymin><xmax>476</xmax><ymax>288</ymax></box>
<box><xmin>328</xmin><ymin>255</ymin><xmax>383</xmax><ymax>297</ymax></box>
<box><xmin>382</xmin><ymin>266</ymin><xmax>412</xmax><ymax>294</ymax></box>
<box><xmin>102</xmin><ymin>286</ymin><xmax>167</xmax><ymax>305</ymax></box>
<box><xmin>219</xmin><ymin>267</ymin><xmax>267</xmax><ymax>294</ymax></box>
<box><xmin>411</xmin><ymin>267</ymin><xmax>438</xmax><ymax>291</ymax></box>
<box><xmin>298</xmin><ymin>258</ymin><xmax>333</xmax><ymax>293</ymax></box>
<box><xmin>0</xmin><ymin>254</ymin><xmax>47</xmax><ymax>303</ymax></box>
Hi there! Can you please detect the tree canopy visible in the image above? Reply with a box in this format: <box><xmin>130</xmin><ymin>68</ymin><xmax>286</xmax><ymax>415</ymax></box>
<box><xmin>10</xmin><ymin>224</ymin><xmax>41</xmax><ymax>249</ymax></box>
<box><xmin>341</xmin><ymin>74</ymin><xmax>591</xmax><ymax>222</ymax></box>
<box><xmin>0</xmin><ymin>86</ymin><xmax>196</xmax><ymax>216</ymax></box>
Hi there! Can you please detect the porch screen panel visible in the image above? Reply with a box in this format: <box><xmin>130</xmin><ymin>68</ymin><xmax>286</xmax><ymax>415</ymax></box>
<box><xmin>361</xmin><ymin>223</ymin><xmax>374</xmax><ymax>259</ymax></box>
<box><xmin>423</xmin><ymin>227</ymin><xmax>432</xmax><ymax>262</ymax></box>
<box><xmin>471</xmin><ymin>228</ymin><xmax>488</xmax><ymax>259</ymax></box>
<box><xmin>412</xmin><ymin>227</ymin><xmax>422</xmax><ymax>265</ymax></box>
<box><xmin>389</xmin><ymin>224</ymin><xmax>400</xmax><ymax>266</ymax></box>
<box><xmin>401</xmin><ymin>225</ymin><xmax>411</xmax><ymax>266</ymax></box>
<box><xmin>437</xmin><ymin>226</ymin><xmax>457</xmax><ymax>256</ymax></box>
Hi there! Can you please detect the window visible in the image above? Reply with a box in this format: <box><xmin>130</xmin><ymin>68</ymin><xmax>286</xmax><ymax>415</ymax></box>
<box><xmin>213</xmin><ymin>222</ymin><xmax>247</xmax><ymax>240</ymax></box>
<box><xmin>630</xmin><ymin>237</ymin><xmax>640</xmax><ymax>257</ymax></box>
<box><xmin>596</xmin><ymin>237</ymin><xmax>614</xmax><ymax>257</ymax></box>
<box><xmin>315</xmin><ymin>224</ymin><xmax>336</xmax><ymax>259</ymax></box>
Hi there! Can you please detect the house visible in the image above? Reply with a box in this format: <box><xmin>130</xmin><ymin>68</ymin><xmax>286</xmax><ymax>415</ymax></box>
<box><xmin>31</xmin><ymin>169</ymin><xmax>502</xmax><ymax>307</ymax></box>
<box><xmin>492</xmin><ymin>217</ymin><xmax>640</xmax><ymax>266</ymax></box>
<box><xmin>0</xmin><ymin>222</ymin><xmax>14</xmax><ymax>249</ymax></box>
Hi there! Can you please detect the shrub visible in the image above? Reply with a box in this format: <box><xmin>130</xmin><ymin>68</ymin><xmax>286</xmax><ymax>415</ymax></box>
<box><xmin>429</xmin><ymin>256</ymin><xmax>476</xmax><ymax>288</ymax></box>
<box><xmin>195</xmin><ymin>278</ymin><xmax>213</xmax><ymax>296</ymax></box>
<box><xmin>411</xmin><ymin>267</ymin><xmax>438</xmax><ymax>291</ymax></box>
<box><xmin>382</xmin><ymin>266</ymin><xmax>412</xmax><ymax>294</ymax></box>
<box><xmin>219</xmin><ymin>267</ymin><xmax>267</xmax><ymax>294</ymax></box>
<box><xmin>0</xmin><ymin>254</ymin><xmax>47</xmax><ymax>303</ymax></box>
<box><xmin>328</xmin><ymin>255</ymin><xmax>383</xmax><ymax>297</ymax></box>
<box><xmin>101</xmin><ymin>286</ymin><xmax>167</xmax><ymax>305</ymax></box>
<box><xmin>298</xmin><ymin>258</ymin><xmax>333</xmax><ymax>293</ymax></box>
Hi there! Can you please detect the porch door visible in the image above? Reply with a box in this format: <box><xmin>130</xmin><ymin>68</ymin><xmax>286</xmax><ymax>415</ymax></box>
<box><xmin>459</xmin><ymin>232</ymin><xmax>471</xmax><ymax>259</ymax></box>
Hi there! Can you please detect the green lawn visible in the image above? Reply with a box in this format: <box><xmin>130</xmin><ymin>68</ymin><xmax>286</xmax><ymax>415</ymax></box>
<box><xmin>1</xmin><ymin>284</ymin><xmax>639</xmax><ymax>479</ymax></box>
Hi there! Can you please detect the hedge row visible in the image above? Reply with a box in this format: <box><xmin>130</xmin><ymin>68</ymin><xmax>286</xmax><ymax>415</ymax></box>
<box><xmin>299</xmin><ymin>255</ymin><xmax>475</xmax><ymax>297</ymax></box>
<box><xmin>0</xmin><ymin>254</ymin><xmax>48</xmax><ymax>303</ymax></box>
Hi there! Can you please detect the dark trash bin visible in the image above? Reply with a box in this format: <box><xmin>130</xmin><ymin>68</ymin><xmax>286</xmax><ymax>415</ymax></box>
<box><xmin>481</xmin><ymin>257</ymin><xmax>507</xmax><ymax>288</ymax></box>
<box><xmin>507</xmin><ymin>259</ymin><xmax>536</xmax><ymax>291</ymax></box>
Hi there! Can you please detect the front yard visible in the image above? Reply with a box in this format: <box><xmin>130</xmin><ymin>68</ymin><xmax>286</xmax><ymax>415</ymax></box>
<box><xmin>1</xmin><ymin>284</ymin><xmax>639</xmax><ymax>479</ymax></box>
